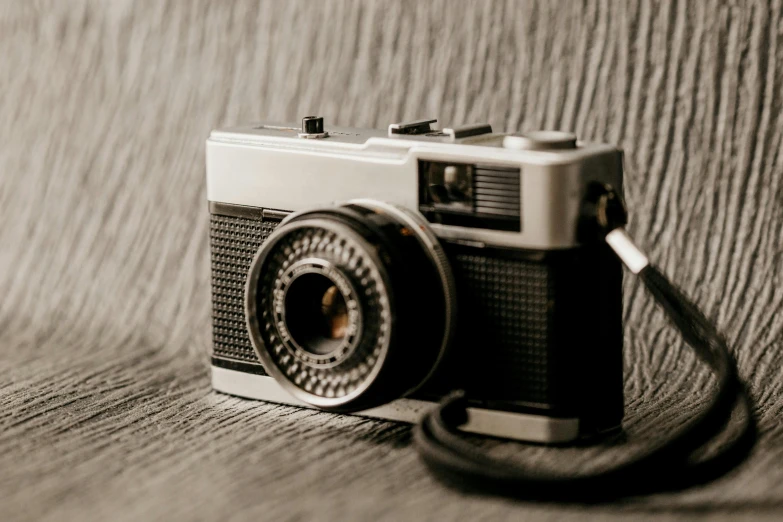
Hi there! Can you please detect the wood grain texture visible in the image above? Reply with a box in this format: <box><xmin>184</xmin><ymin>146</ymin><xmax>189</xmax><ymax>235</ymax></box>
<box><xmin>1</xmin><ymin>0</ymin><xmax>783</xmax><ymax>519</ymax></box>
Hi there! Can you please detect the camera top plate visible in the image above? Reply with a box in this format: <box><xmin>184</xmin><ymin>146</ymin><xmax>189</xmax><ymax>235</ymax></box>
<box><xmin>206</xmin><ymin>117</ymin><xmax>624</xmax><ymax>250</ymax></box>
<box><xmin>210</xmin><ymin>118</ymin><xmax>615</xmax><ymax>162</ymax></box>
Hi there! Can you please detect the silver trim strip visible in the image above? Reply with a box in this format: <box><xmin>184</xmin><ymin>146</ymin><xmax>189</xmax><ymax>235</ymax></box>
<box><xmin>605</xmin><ymin>228</ymin><xmax>650</xmax><ymax>274</ymax></box>
<box><xmin>211</xmin><ymin>366</ymin><xmax>580</xmax><ymax>444</ymax></box>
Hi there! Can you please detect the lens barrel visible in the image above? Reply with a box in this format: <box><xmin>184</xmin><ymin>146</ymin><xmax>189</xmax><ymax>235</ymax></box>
<box><xmin>245</xmin><ymin>201</ymin><xmax>456</xmax><ymax>412</ymax></box>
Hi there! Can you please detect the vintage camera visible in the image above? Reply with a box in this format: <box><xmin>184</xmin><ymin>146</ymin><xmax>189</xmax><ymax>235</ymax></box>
<box><xmin>207</xmin><ymin>117</ymin><xmax>624</xmax><ymax>443</ymax></box>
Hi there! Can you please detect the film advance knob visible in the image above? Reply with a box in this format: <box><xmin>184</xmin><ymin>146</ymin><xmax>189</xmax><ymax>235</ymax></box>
<box><xmin>503</xmin><ymin>130</ymin><xmax>577</xmax><ymax>151</ymax></box>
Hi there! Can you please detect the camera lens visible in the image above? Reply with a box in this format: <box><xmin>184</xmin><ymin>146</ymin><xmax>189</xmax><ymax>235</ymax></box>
<box><xmin>284</xmin><ymin>273</ymin><xmax>349</xmax><ymax>355</ymax></box>
<box><xmin>245</xmin><ymin>201</ymin><xmax>456</xmax><ymax>412</ymax></box>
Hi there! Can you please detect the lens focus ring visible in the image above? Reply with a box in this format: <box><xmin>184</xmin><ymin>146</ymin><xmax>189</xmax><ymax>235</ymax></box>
<box><xmin>246</xmin><ymin>203</ymin><xmax>455</xmax><ymax>412</ymax></box>
<box><xmin>247</xmin><ymin>221</ymin><xmax>393</xmax><ymax>406</ymax></box>
<box><xmin>274</xmin><ymin>258</ymin><xmax>362</xmax><ymax>367</ymax></box>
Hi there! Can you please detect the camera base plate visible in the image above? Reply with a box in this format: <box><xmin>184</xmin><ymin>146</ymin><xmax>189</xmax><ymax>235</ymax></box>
<box><xmin>211</xmin><ymin>366</ymin><xmax>580</xmax><ymax>443</ymax></box>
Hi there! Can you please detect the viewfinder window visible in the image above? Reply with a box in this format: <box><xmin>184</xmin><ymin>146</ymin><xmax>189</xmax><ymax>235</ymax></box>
<box><xmin>418</xmin><ymin>160</ymin><xmax>521</xmax><ymax>232</ymax></box>
<box><xmin>421</xmin><ymin>163</ymin><xmax>474</xmax><ymax>212</ymax></box>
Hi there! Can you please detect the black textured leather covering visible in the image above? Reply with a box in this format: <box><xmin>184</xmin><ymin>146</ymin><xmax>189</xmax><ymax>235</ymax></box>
<box><xmin>441</xmin><ymin>249</ymin><xmax>555</xmax><ymax>404</ymax></box>
<box><xmin>210</xmin><ymin>212</ymin><xmax>279</xmax><ymax>371</ymax></box>
<box><xmin>415</xmin><ymin>242</ymin><xmax>624</xmax><ymax>432</ymax></box>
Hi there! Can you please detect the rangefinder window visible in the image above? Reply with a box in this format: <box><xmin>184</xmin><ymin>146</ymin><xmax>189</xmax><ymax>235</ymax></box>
<box><xmin>418</xmin><ymin>160</ymin><xmax>522</xmax><ymax>232</ymax></box>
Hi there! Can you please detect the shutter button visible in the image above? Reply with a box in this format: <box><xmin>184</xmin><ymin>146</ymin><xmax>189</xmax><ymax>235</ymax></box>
<box><xmin>299</xmin><ymin>116</ymin><xmax>329</xmax><ymax>139</ymax></box>
<box><xmin>503</xmin><ymin>130</ymin><xmax>577</xmax><ymax>150</ymax></box>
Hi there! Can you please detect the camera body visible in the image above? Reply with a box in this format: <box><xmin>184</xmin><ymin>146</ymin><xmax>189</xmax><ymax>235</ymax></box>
<box><xmin>207</xmin><ymin>117</ymin><xmax>625</xmax><ymax>443</ymax></box>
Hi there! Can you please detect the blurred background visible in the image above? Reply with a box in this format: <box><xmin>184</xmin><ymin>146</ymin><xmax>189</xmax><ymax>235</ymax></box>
<box><xmin>1</xmin><ymin>1</ymin><xmax>782</xmax><ymax>520</ymax></box>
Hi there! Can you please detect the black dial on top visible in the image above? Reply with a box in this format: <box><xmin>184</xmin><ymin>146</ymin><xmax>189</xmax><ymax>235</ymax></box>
<box><xmin>301</xmin><ymin>116</ymin><xmax>324</xmax><ymax>134</ymax></box>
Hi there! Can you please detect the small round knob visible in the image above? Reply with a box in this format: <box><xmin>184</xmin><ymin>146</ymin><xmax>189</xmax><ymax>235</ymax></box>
<box><xmin>503</xmin><ymin>130</ymin><xmax>577</xmax><ymax>150</ymax></box>
<box><xmin>302</xmin><ymin>116</ymin><xmax>324</xmax><ymax>134</ymax></box>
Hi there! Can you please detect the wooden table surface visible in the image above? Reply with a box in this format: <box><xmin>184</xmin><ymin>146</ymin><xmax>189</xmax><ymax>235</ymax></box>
<box><xmin>2</xmin><ymin>1</ymin><xmax>782</xmax><ymax>520</ymax></box>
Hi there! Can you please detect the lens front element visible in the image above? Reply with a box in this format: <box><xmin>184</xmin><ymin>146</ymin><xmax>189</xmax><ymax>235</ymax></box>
<box><xmin>283</xmin><ymin>269</ymin><xmax>353</xmax><ymax>356</ymax></box>
<box><xmin>279</xmin><ymin>259</ymin><xmax>362</xmax><ymax>363</ymax></box>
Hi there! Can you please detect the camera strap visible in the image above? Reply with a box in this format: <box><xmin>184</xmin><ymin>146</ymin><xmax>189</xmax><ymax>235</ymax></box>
<box><xmin>414</xmin><ymin>186</ymin><xmax>757</xmax><ymax>501</ymax></box>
